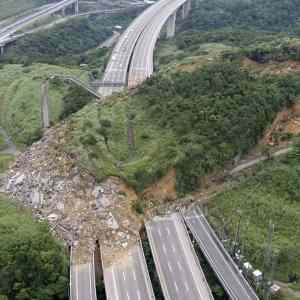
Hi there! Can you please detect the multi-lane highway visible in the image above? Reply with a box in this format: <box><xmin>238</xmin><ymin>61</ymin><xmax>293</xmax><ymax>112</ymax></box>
<box><xmin>146</xmin><ymin>213</ymin><xmax>214</xmax><ymax>300</ymax></box>
<box><xmin>0</xmin><ymin>0</ymin><xmax>78</xmax><ymax>44</ymax></box>
<box><xmin>128</xmin><ymin>0</ymin><xmax>187</xmax><ymax>88</ymax></box>
<box><xmin>70</xmin><ymin>251</ymin><xmax>98</xmax><ymax>300</ymax></box>
<box><xmin>98</xmin><ymin>0</ymin><xmax>175</xmax><ymax>96</ymax></box>
<box><xmin>184</xmin><ymin>209</ymin><xmax>259</xmax><ymax>300</ymax></box>
<box><xmin>102</xmin><ymin>241</ymin><xmax>155</xmax><ymax>300</ymax></box>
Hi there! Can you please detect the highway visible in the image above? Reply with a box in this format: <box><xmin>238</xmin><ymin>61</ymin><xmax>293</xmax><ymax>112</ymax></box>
<box><xmin>99</xmin><ymin>0</ymin><xmax>173</xmax><ymax>96</ymax></box>
<box><xmin>70</xmin><ymin>251</ymin><xmax>98</xmax><ymax>300</ymax></box>
<box><xmin>128</xmin><ymin>0</ymin><xmax>187</xmax><ymax>88</ymax></box>
<box><xmin>184</xmin><ymin>209</ymin><xmax>259</xmax><ymax>300</ymax></box>
<box><xmin>102</xmin><ymin>241</ymin><xmax>155</xmax><ymax>300</ymax></box>
<box><xmin>0</xmin><ymin>0</ymin><xmax>78</xmax><ymax>44</ymax></box>
<box><xmin>145</xmin><ymin>213</ymin><xmax>214</xmax><ymax>300</ymax></box>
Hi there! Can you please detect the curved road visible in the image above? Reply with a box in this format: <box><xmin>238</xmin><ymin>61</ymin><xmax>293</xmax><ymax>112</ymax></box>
<box><xmin>0</xmin><ymin>0</ymin><xmax>77</xmax><ymax>44</ymax></box>
<box><xmin>99</xmin><ymin>0</ymin><xmax>175</xmax><ymax>96</ymax></box>
<box><xmin>128</xmin><ymin>0</ymin><xmax>187</xmax><ymax>88</ymax></box>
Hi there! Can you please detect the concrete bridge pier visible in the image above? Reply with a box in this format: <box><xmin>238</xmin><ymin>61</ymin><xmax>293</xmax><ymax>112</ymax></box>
<box><xmin>74</xmin><ymin>0</ymin><xmax>79</xmax><ymax>15</ymax></box>
<box><xmin>166</xmin><ymin>11</ymin><xmax>176</xmax><ymax>39</ymax></box>
<box><xmin>61</xmin><ymin>7</ymin><xmax>67</xmax><ymax>16</ymax></box>
<box><xmin>0</xmin><ymin>44</ymin><xmax>4</xmax><ymax>56</ymax></box>
<box><xmin>181</xmin><ymin>0</ymin><xmax>191</xmax><ymax>19</ymax></box>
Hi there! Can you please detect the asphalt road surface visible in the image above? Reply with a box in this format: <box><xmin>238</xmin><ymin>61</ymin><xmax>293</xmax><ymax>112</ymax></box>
<box><xmin>99</xmin><ymin>0</ymin><xmax>172</xmax><ymax>96</ymax></box>
<box><xmin>103</xmin><ymin>242</ymin><xmax>155</xmax><ymax>300</ymax></box>
<box><xmin>184</xmin><ymin>209</ymin><xmax>259</xmax><ymax>300</ymax></box>
<box><xmin>0</xmin><ymin>0</ymin><xmax>77</xmax><ymax>44</ymax></box>
<box><xmin>128</xmin><ymin>0</ymin><xmax>187</xmax><ymax>88</ymax></box>
<box><xmin>70</xmin><ymin>254</ymin><xmax>97</xmax><ymax>300</ymax></box>
<box><xmin>146</xmin><ymin>213</ymin><xmax>214</xmax><ymax>300</ymax></box>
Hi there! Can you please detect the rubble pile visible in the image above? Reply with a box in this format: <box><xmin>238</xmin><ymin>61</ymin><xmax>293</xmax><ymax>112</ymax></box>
<box><xmin>4</xmin><ymin>125</ymin><xmax>141</xmax><ymax>264</ymax></box>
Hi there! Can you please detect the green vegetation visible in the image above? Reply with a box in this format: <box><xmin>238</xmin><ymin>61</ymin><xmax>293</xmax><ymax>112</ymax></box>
<box><xmin>208</xmin><ymin>146</ymin><xmax>300</xmax><ymax>293</ymax></box>
<box><xmin>1</xmin><ymin>13</ymin><xmax>136</xmax><ymax>66</ymax></box>
<box><xmin>244</xmin><ymin>37</ymin><xmax>300</xmax><ymax>63</ymax></box>
<box><xmin>0</xmin><ymin>194</ymin><xmax>68</xmax><ymax>300</ymax></box>
<box><xmin>0</xmin><ymin>0</ymin><xmax>47</xmax><ymax>21</ymax></box>
<box><xmin>0</xmin><ymin>135</ymin><xmax>5</xmax><ymax>151</ymax></box>
<box><xmin>181</xmin><ymin>0</ymin><xmax>300</xmax><ymax>33</ymax></box>
<box><xmin>60</xmin><ymin>85</ymin><xmax>94</xmax><ymax>120</ymax></box>
<box><xmin>66</xmin><ymin>61</ymin><xmax>300</xmax><ymax>193</ymax></box>
<box><xmin>0</xmin><ymin>154</ymin><xmax>14</xmax><ymax>173</ymax></box>
<box><xmin>0</xmin><ymin>64</ymin><xmax>88</xmax><ymax>146</ymax></box>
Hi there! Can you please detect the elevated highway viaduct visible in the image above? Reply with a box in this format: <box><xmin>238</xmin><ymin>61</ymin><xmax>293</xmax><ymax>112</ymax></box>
<box><xmin>0</xmin><ymin>0</ymin><xmax>79</xmax><ymax>52</ymax></box>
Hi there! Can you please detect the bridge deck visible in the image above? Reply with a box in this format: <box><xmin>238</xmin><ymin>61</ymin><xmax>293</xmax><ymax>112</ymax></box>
<box><xmin>70</xmin><ymin>252</ymin><xmax>98</xmax><ymax>300</ymax></box>
<box><xmin>145</xmin><ymin>213</ymin><xmax>214</xmax><ymax>300</ymax></box>
<box><xmin>184</xmin><ymin>209</ymin><xmax>259</xmax><ymax>300</ymax></box>
<box><xmin>102</xmin><ymin>241</ymin><xmax>155</xmax><ymax>300</ymax></box>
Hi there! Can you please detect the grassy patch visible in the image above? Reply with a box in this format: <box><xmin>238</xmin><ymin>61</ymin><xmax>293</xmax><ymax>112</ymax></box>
<box><xmin>208</xmin><ymin>155</ymin><xmax>300</xmax><ymax>288</ymax></box>
<box><xmin>0</xmin><ymin>63</ymin><xmax>88</xmax><ymax>146</ymax></box>
<box><xmin>156</xmin><ymin>41</ymin><xmax>238</xmax><ymax>73</ymax></box>
<box><xmin>0</xmin><ymin>135</ymin><xmax>5</xmax><ymax>151</ymax></box>
<box><xmin>0</xmin><ymin>154</ymin><xmax>14</xmax><ymax>173</ymax></box>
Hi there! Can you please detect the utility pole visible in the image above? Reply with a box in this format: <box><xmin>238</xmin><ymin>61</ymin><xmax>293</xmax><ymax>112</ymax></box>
<box><xmin>41</xmin><ymin>80</ymin><xmax>50</xmax><ymax>129</ymax></box>
<box><xmin>126</xmin><ymin>112</ymin><xmax>135</xmax><ymax>159</ymax></box>
<box><xmin>232</xmin><ymin>209</ymin><xmax>242</xmax><ymax>255</ymax></box>
<box><xmin>263</xmin><ymin>221</ymin><xmax>275</xmax><ymax>300</ymax></box>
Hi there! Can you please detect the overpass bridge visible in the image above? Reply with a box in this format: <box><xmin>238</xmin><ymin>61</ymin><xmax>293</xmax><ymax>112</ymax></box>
<box><xmin>98</xmin><ymin>0</ymin><xmax>190</xmax><ymax>96</ymax></box>
<box><xmin>70</xmin><ymin>248</ymin><xmax>98</xmax><ymax>300</ymax></box>
<box><xmin>0</xmin><ymin>0</ymin><xmax>79</xmax><ymax>50</ymax></box>
<box><xmin>145</xmin><ymin>213</ymin><xmax>214</xmax><ymax>300</ymax></box>
<box><xmin>184</xmin><ymin>209</ymin><xmax>259</xmax><ymax>300</ymax></box>
<box><xmin>128</xmin><ymin>0</ymin><xmax>190</xmax><ymax>88</ymax></box>
<box><xmin>102</xmin><ymin>240</ymin><xmax>155</xmax><ymax>300</ymax></box>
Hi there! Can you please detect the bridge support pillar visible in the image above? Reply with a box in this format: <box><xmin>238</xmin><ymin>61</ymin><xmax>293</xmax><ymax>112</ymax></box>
<box><xmin>166</xmin><ymin>12</ymin><xmax>176</xmax><ymax>39</ymax></box>
<box><xmin>74</xmin><ymin>0</ymin><xmax>79</xmax><ymax>15</ymax></box>
<box><xmin>0</xmin><ymin>44</ymin><xmax>4</xmax><ymax>56</ymax></box>
<box><xmin>181</xmin><ymin>0</ymin><xmax>191</xmax><ymax>19</ymax></box>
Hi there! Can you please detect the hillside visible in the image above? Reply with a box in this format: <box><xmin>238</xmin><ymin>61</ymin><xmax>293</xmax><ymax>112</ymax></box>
<box><xmin>208</xmin><ymin>145</ymin><xmax>300</xmax><ymax>299</ymax></box>
<box><xmin>0</xmin><ymin>194</ymin><xmax>68</xmax><ymax>300</ymax></box>
<box><xmin>2</xmin><ymin>0</ymin><xmax>300</xmax><ymax>299</ymax></box>
<box><xmin>0</xmin><ymin>12</ymin><xmax>137</xmax><ymax>67</ymax></box>
<box><xmin>0</xmin><ymin>64</ymin><xmax>88</xmax><ymax>147</ymax></box>
<box><xmin>0</xmin><ymin>0</ymin><xmax>47</xmax><ymax>21</ymax></box>
<box><xmin>64</xmin><ymin>58</ymin><xmax>300</xmax><ymax>194</ymax></box>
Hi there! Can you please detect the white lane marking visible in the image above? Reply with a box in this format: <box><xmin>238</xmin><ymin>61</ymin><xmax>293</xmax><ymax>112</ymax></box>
<box><xmin>171</xmin><ymin>244</ymin><xmax>176</xmax><ymax>253</ymax></box>
<box><xmin>158</xmin><ymin>228</ymin><xmax>162</xmax><ymax>236</ymax></box>
<box><xmin>112</xmin><ymin>267</ymin><xmax>120</xmax><ymax>300</ymax></box>
<box><xmin>76</xmin><ymin>265</ymin><xmax>79</xmax><ymax>300</ymax></box>
<box><xmin>126</xmin><ymin>291</ymin><xmax>130</xmax><ymax>300</ymax></box>
<box><xmin>123</xmin><ymin>271</ymin><xmax>126</xmax><ymax>281</ymax></box>
<box><xmin>137</xmin><ymin>290</ymin><xmax>142</xmax><ymax>300</ymax></box>
<box><xmin>88</xmin><ymin>263</ymin><xmax>93</xmax><ymax>300</ymax></box>
<box><xmin>177</xmin><ymin>261</ymin><xmax>183</xmax><ymax>271</ymax></box>
<box><xmin>184</xmin><ymin>281</ymin><xmax>190</xmax><ymax>292</ymax></box>
<box><xmin>162</xmin><ymin>243</ymin><xmax>167</xmax><ymax>254</ymax></box>
<box><xmin>166</xmin><ymin>227</ymin><xmax>170</xmax><ymax>235</ymax></box>
<box><xmin>174</xmin><ymin>281</ymin><xmax>179</xmax><ymax>293</ymax></box>
<box><xmin>132</xmin><ymin>269</ymin><xmax>137</xmax><ymax>281</ymax></box>
<box><xmin>167</xmin><ymin>261</ymin><xmax>173</xmax><ymax>272</ymax></box>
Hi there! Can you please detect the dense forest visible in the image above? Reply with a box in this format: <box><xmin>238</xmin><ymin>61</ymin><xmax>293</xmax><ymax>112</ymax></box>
<box><xmin>181</xmin><ymin>0</ymin><xmax>300</xmax><ymax>33</ymax></box>
<box><xmin>69</xmin><ymin>60</ymin><xmax>300</xmax><ymax>193</ymax></box>
<box><xmin>0</xmin><ymin>12</ymin><xmax>137</xmax><ymax>66</ymax></box>
<box><xmin>0</xmin><ymin>196</ymin><xmax>68</xmax><ymax>300</ymax></box>
<box><xmin>136</xmin><ymin>62</ymin><xmax>300</xmax><ymax>192</ymax></box>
